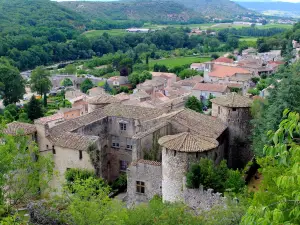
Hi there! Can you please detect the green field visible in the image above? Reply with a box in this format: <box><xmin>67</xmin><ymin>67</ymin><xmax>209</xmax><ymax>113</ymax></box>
<box><xmin>83</xmin><ymin>29</ymin><xmax>126</xmax><ymax>38</ymax></box>
<box><xmin>149</xmin><ymin>56</ymin><xmax>211</xmax><ymax>69</ymax></box>
<box><xmin>239</xmin><ymin>37</ymin><xmax>258</xmax><ymax>42</ymax></box>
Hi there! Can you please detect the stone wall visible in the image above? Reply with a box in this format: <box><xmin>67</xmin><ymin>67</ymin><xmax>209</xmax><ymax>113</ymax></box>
<box><xmin>127</xmin><ymin>162</ymin><xmax>162</xmax><ymax>207</ymax></box>
<box><xmin>183</xmin><ymin>183</ymin><xmax>225</xmax><ymax>212</ymax></box>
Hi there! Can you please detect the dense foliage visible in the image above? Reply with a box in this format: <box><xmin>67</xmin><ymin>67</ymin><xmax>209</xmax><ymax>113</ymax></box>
<box><xmin>251</xmin><ymin>62</ymin><xmax>300</xmax><ymax>156</ymax></box>
<box><xmin>242</xmin><ymin>110</ymin><xmax>300</xmax><ymax>224</ymax></box>
<box><xmin>185</xmin><ymin>96</ymin><xmax>203</xmax><ymax>113</ymax></box>
<box><xmin>0</xmin><ymin>130</ymin><xmax>53</xmax><ymax>217</ymax></box>
<box><xmin>186</xmin><ymin>159</ymin><xmax>245</xmax><ymax>193</ymax></box>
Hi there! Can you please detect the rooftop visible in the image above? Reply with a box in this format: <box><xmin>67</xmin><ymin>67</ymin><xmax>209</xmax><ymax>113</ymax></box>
<box><xmin>87</xmin><ymin>93</ymin><xmax>120</xmax><ymax>105</ymax></box>
<box><xmin>210</xmin><ymin>93</ymin><xmax>253</xmax><ymax>108</ymax></box>
<box><xmin>102</xmin><ymin>103</ymin><xmax>165</xmax><ymax>121</ymax></box>
<box><xmin>158</xmin><ymin>132</ymin><xmax>218</xmax><ymax>153</ymax></box>
<box><xmin>35</xmin><ymin>113</ymin><xmax>64</xmax><ymax>125</ymax></box>
<box><xmin>213</xmin><ymin>57</ymin><xmax>234</xmax><ymax>64</ymax></box>
<box><xmin>51</xmin><ymin>132</ymin><xmax>99</xmax><ymax>151</ymax></box>
<box><xmin>192</xmin><ymin>83</ymin><xmax>228</xmax><ymax>93</ymax></box>
<box><xmin>4</xmin><ymin>122</ymin><xmax>37</xmax><ymax>136</ymax></box>
<box><xmin>209</xmin><ymin>64</ymin><xmax>251</xmax><ymax>78</ymax></box>
<box><xmin>170</xmin><ymin>109</ymin><xmax>227</xmax><ymax>139</ymax></box>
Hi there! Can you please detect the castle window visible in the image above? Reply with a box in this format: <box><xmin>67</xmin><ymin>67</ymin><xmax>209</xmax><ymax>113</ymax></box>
<box><xmin>126</xmin><ymin>138</ymin><xmax>133</xmax><ymax>150</ymax></box>
<box><xmin>196</xmin><ymin>152</ymin><xmax>199</xmax><ymax>158</ymax></box>
<box><xmin>136</xmin><ymin>181</ymin><xmax>145</xmax><ymax>194</ymax></box>
<box><xmin>232</xmin><ymin>108</ymin><xmax>237</xmax><ymax>111</ymax></box>
<box><xmin>112</xmin><ymin>136</ymin><xmax>120</xmax><ymax>148</ymax></box>
<box><xmin>79</xmin><ymin>150</ymin><xmax>83</xmax><ymax>160</ymax></box>
<box><xmin>46</xmin><ymin>145</ymin><xmax>49</xmax><ymax>149</ymax></box>
<box><xmin>52</xmin><ymin>146</ymin><xmax>56</xmax><ymax>154</ymax></box>
<box><xmin>120</xmin><ymin>160</ymin><xmax>128</xmax><ymax>171</ymax></box>
<box><xmin>120</xmin><ymin>123</ymin><xmax>127</xmax><ymax>131</ymax></box>
<box><xmin>174</xmin><ymin>151</ymin><xmax>177</xmax><ymax>157</ymax></box>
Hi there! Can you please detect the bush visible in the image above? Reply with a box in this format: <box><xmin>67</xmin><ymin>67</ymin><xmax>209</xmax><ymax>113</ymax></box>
<box><xmin>186</xmin><ymin>158</ymin><xmax>245</xmax><ymax>193</ymax></box>
<box><xmin>111</xmin><ymin>173</ymin><xmax>127</xmax><ymax>192</ymax></box>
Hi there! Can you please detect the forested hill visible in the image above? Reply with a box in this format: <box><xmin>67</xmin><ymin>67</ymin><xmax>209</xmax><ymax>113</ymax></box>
<box><xmin>0</xmin><ymin>0</ymin><xmax>86</xmax><ymax>35</ymax></box>
<box><xmin>163</xmin><ymin>0</ymin><xmax>253</xmax><ymax>18</ymax></box>
<box><xmin>0</xmin><ymin>0</ymin><xmax>90</xmax><ymax>70</ymax></box>
<box><xmin>59</xmin><ymin>0</ymin><xmax>205</xmax><ymax>24</ymax></box>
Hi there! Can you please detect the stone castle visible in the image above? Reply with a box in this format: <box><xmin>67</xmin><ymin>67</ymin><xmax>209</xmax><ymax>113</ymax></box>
<box><xmin>5</xmin><ymin>93</ymin><xmax>253</xmax><ymax>206</ymax></box>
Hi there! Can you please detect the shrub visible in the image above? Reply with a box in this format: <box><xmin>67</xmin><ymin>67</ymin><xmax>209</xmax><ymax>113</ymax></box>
<box><xmin>186</xmin><ymin>158</ymin><xmax>245</xmax><ymax>193</ymax></box>
<box><xmin>111</xmin><ymin>173</ymin><xmax>127</xmax><ymax>192</ymax></box>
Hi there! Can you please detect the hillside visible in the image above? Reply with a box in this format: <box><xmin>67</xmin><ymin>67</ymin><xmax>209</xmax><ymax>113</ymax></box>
<box><xmin>236</xmin><ymin>1</ymin><xmax>300</xmax><ymax>18</ymax></box>
<box><xmin>167</xmin><ymin>0</ymin><xmax>253</xmax><ymax>18</ymax></box>
<box><xmin>0</xmin><ymin>0</ymin><xmax>86</xmax><ymax>36</ymax></box>
<box><xmin>59</xmin><ymin>1</ymin><xmax>206</xmax><ymax>24</ymax></box>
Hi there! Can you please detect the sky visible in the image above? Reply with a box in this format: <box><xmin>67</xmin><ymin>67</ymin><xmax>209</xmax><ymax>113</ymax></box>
<box><xmin>53</xmin><ymin>0</ymin><xmax>300</xmax><ymax>2</ymax></box>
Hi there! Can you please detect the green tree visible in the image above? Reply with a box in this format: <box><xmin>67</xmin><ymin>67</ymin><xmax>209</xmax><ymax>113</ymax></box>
<box><xmin>0</xmin><ymin>131</ymin><xmax>53</xmax><ymax>212</ymax></box>
<box><xmin>0</xmin><ymin>57</ymin><xmax>25</xmax><ymax>106</ymax></box>
<box><xmin>61</xmin><ymin>78</ymin><xmax>73</xmax><ymax>87</ymax></box>
<box><xmin>103</xmin><ymin>81</ymin><xmax>112</xmax><ymax>93</ymax></box>
<box><xmin>30</xmin><ymin>66</ymin><xmax>52</xmax><ymax>96</ymax></box>
<box><xmin>80</xmin><ymin>79</ymin><xmax>94</xmax><ymax>94</ymax></box>
<box><xmin>27</xmin><ymin>95</ymin><xmax>43</xmax><ymax>121</ymax></box>
<box><xmin>242</xmin><ymin>110</ymin><xmax>300</xmax><ymax>224</ymax></box>
<box><xmin>185</xmin><ymin>96</ymin><xmax>203</xmax><ymax>113</ymax></box>
<box><xmin>64</xmin><ymin>64</ymin><xmax>76</xmax><ymax>75</ymax></box>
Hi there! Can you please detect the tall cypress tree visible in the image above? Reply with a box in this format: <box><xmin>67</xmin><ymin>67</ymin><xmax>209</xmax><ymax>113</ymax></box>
<box><xmin>27</xmin><ymin>95</ymin><xmax>43</xmax><ymax>121</ymax></box>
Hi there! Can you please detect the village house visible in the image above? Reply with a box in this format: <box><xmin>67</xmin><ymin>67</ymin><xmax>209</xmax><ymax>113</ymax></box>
<box><xmin>213</xmin><ymin>57</ymin><xmax>234</xmax><ymax>64</ymax></box>
<box><xmin>191</xmin><ymin>83</ymin><xmax>230</xmax><ymax>103</ymax></box>
<box><xmin>107</xmin><ymin>76</ymin><xmax>129</xmax><ymax>87</ymax></box>
<box><xmin>151</xmin><ymin>72</ymin><xmax>178</xmax><ymax>87</ymax></box>
<box><xmin>190</xmin><ymin>63</ymin><xmax>205</xmax><ymax>71</ymax></box>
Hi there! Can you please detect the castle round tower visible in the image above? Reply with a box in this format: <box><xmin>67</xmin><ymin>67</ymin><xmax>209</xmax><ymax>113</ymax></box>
<box><xmin>87</xmin><ymin>94</ymin><xmax>120</xmax><ymax>113</ymax></box>
<box><xmin>211</xmin><ymin>93</ymin><xmax>253</xmax><ymax>168</ymax></box>
<box><xmin>158</xmin><ymin>132</ymin><xmax>218</xmax><ymax>203</ymax></box>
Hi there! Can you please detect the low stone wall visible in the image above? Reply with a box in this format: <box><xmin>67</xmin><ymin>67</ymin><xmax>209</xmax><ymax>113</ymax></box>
<box><xmin>183</xmin><ymin>186</ymin><xmax>225</xmax><ymax>212</ymax></box>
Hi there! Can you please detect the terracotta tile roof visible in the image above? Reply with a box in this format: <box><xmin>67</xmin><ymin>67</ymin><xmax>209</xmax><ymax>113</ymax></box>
<box><xmin>191</xmin><ymin>63</ymin><xmax>204</xmax><ymax>67</ymax></box>
<box><xmin>102</xmin><ymin>103</ymin><xmax>165</xmax><ymax>121</ymax></box>
<box><xmin>114</xmin><ymin>92</ymin><xmax>130</xmax><ymax>101</ymax></box>
<box><xmin>4</xmin><ymin>122</ymin><xmax>37</xmax><ymax>135</ymax></box>
<box><xmin>87</xmin><ymin>93</ymin><xmax>120</xmax><ymax>105</ymax></box>
<box><xmin>131</xmin><ymin>159</ymin><xmax>162</xmax><ymax>167</ymax></box>
<box><xmin>213</xmin><ymin>57</ymin><xmax>234</xmax><ymax>64</ymax></box>
<box><xmin>151</xmin><ymin>72</ymin><xmax>177</xmax><ymax>79</ymax></box>
<box><xmin>49</xmin><ymin>109</ymin><xmax>107</xmax><ymax>137</ymax></box>
<box><xmin>35</xmin><ymin>113</ymin><xmax>64</xmax><ymax>125</ymax></box>
<box><xmin>211</xmin><ymin>93</ymin><xmax>253</xmax><ymax>108</ymax></box>
<box><xmin>51</xmin><ymin>132</ymin><xmax>99</xmax><ymax>151</ymax></box>
<box><xmin>209</xmin><ymin>64</ymin><xmax>251</xmax><ymax>78</ymax></box>
<box><xmin>170</xmin><ymin>109</ymin><xmax>227</xmax><ymax>139</ymax></box>
<box><xmin>158</xmin><ymin>132</ymin><xmax>218</xmax><ymax>152</ymax></box>
<box><xmin>192</xmin><ymin>83</ymin><xmax>229</xmax><ymax>93</ymax></box>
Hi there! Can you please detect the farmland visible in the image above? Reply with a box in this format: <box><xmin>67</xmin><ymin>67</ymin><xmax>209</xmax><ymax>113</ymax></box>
<box><xmin>149</xmin><ymin>56</ymin><xmax>211</xmax><ymax>69</ymax></box>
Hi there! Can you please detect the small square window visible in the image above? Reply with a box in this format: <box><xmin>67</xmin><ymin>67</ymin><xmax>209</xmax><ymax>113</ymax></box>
<box><xmin>79</xmin><ymin>150</ymin><xmax>83</xmax><ymax>160</ymax></box>
<box><xmin>120</xmin><ymin>123</ymin><xmax>127</xmax><ymax>131</ymax></box>
<box><xmin>233</xmin><ymin>108</ymin><xmax>237</xmax><ymax>111</ymax></box>
<box><xmin>136</xmin><ymin>181</ymin><xmax>145</xmax><ymax>194</ymax></box>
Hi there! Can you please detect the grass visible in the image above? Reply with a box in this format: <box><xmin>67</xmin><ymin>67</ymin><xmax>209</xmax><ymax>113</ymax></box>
<box><xmin>239</xmin><ymin>37</ymin><xmax>258</xmax><ymax>42</ymax></box>
<box><xmin>83</xmin><ymin>29</ymin><xmax>126</xmax><ymax>38</ymax></box>
<box><xmin>149</xmin><ymin>56</ymin><xmax>211</xmax><ymax>69</ymax></box>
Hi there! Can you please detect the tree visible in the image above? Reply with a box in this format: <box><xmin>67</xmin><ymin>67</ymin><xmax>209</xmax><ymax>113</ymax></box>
<box><xmin>242</xmin><ymin>110</ymin><xmax>300</xmax><ymax>224</ymax></box>
<box><xmin>103</xmin><ymin>81</ymin><xmax>112</xmax><ymax>93</ymax></box>
<box><xmin>0</xmin><ymin>57</ymin><xmax>25</xmax><ymax>106</ymax></box>
<box><xmin>153</xmin><ymin>64</ymin><xmax>168</xmax><ymax>72</ymax></box>
<box><xmin>185</xmin><ymin>96</ymin><xmax>203</xmax><ymax>113</ymax></box>
<box><xmin>64</xmin><ymin>64</ymin><xmax>76</xmax><ymax>75</ymax></box>
<box><xmin>27</xmin><ymin>95</ymin><xmax>43</xmax><ymax>121</ymax></box>
<box><xmin>0</xmin><ymin>130</ymin><xmax>53</xmax><ymax>214</ymax></box>
<box><xmin>61</xmin><ymin>78</ymin><xmax>73</xmax><ymax>87</ymax></box>
<box><xmin>252</xmin><ymin>62</ymin><xmax>300</xmax><ymax>156</ymax></box>
<box><xmin>30</xmin><ymin>66</ymin><xmax>52</xmax><ymax>96</ymax></box>
<box><xmin>80</xmin><ymin>79</ymin><xmax>94</xmax><ymax>94</ymax></box>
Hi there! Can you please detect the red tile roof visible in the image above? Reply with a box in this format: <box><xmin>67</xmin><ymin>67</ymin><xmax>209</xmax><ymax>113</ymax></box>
<box><xmin>213</xmin><ymin>57</ymin><xmax>234</xmax><ymax>64</ymax></box>
<box><xmin>209</xmin><ymin>64</ymin><xmax>251</xmax><ymax>78</ymax></box>
<box><xmin>192</xmin><ymin>83</ymin><xmax>228</xmax><ymax>93</ymax></box>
